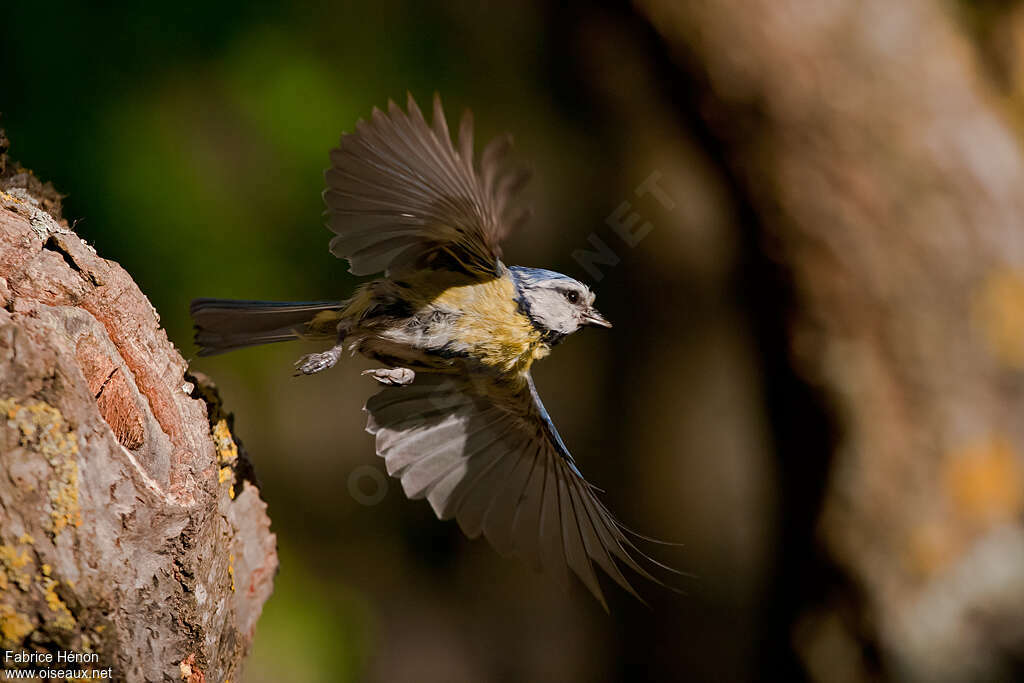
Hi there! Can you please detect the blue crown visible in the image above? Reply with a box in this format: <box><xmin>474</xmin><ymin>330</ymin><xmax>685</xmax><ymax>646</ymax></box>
<box><xmin>508</xmin><ymin>266</ymin><xmax>576</xmax><ymax>288</ymax></box>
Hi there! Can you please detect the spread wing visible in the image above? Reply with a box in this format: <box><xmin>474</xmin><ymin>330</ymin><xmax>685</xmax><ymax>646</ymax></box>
<box><xmin>364</xmin><ymin>371</ymin><xmax>669</xmax><ymax>609</ymax></box>
<box><xmin>324</xmin><ymin>93</ymin><xmax>531</xmax><ymax>278</ymax></box>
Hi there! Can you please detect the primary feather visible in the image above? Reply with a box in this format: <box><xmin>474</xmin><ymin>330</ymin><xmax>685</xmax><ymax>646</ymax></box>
<box><xmin>364</xmin><ymin>372</ymin><xmax>670</xmax><ymax>610</ymax></box>
<box><xmin>324</xmin><ymin>93</ymin><xmax>530</xmax><ymax>278</ymax></box>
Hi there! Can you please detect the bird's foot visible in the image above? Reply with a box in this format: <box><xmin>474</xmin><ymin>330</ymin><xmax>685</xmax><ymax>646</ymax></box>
<box><xmin>294</xmin><ymin>347</ymin><xmax>342</xmax><ymax>376</ymax></box>
<box><xmin>362</xmin><ymin>367</ymin><xmax>416</xmax><ymax>385</ymax></box>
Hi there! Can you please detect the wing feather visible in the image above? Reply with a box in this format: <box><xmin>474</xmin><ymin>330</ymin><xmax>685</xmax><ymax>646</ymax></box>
<box><xmin>457</xmin><ymin>109</ymin><xmax>475</xmax><ymax>180</ymax></box>
<box><xmin>390</xmin><ymin>98</ymin><xmax>471</xmax><ymax>203</ymax></box>
<box><xmin>481</xmin><ymin>447</ymin><xmax>533</xmax><ymax>556</ymax></box>
<box><xmin>396</xmin><ymin>417</ymin><xmax>496</xmax><ymax>495</ymax></box>
<box><xmin>324</xmin><ymin>93</ymin><xmax>529</xmax><ymax>278</ymax></box>
<box><xmin>425</xmin><ymin>418</ymin><xmax>523</xmax><ymax>519</ymax></box>
<box><xmin>537</xmin><ymin>454</ymin><xmax>569</xmax><ymax>589</ymax></box>
<box><xmin>431</xmin><ymin>94</ymin><xmax>451</xmax><ymax>147</ymax></box>
<box><xmin>382</xmin><ymin>408</ymin><xmax>499</xmax><ymax>475</ymax></box>
<box><xmin>509</xmin><ymin>444</ymin><xmax>546</xmax><ymax>572</ymax></box>
<box><xmin>558</xmin><ymin>466</ymin><xmax>605</xmax><ymax>608</ymax></box>
<box><xmin>362</xmin><ymin>371</ymin><xmax>674</xmax><ymax>606</ymax></box>
<box><xmin>447</xmin><ymin>426</ymin><xmax>531</xmax><ymax>528</ymax></box>
<box><xmin>575</xmin><ymin>489</ymin><xmax>645</xmax><ymax>601</ymax></box>
<box><xmin>454</xmin><ymin>436</ymin><xmax>528</xmax><ymax>538</ymax></box>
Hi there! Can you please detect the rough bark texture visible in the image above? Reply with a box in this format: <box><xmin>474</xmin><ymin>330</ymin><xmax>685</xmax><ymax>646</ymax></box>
<box><xmin>636</xmin><ymin>1</ymin><xmax>1024</xmax><ymax>681</ymax></box>
<box><xmin>0</xmin><ymin>149</ymin><xmax>277</xmax><ymax>681</ymax></box>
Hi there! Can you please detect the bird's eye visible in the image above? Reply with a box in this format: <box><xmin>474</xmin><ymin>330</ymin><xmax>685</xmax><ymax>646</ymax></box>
<box><xmin>564</xmin><ymin>290</ymin><xmax>580</xmax><ymax>304</ymax></box>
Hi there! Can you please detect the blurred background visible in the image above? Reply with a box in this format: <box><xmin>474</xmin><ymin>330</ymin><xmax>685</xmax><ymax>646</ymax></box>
<box><xmin>4</xmin><ymin>0</ymin><xmax>1024</xmax><ymax>681</ymax></box>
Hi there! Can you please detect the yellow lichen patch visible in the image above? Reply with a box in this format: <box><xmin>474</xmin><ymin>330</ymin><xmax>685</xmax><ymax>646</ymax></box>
<box><xmin>0</xmin><ymin>190</ymin><xmax>24</xmax><ymax>205</ymax></box>
<box><xmin>0</xmin><ymin>603</ymin><xmax>34</xmax><ymax>648</ymax></box>
<box><xmin>48</xmin><ymin>456</ymin><xmax>83</xmax><ymax>535</ymax></box>
<box><xmin>972</xmin><ymin>269</ymin><xmax>1024</xmax><ymax>368</ymax></box>
<box><xmin>213</xmin><ymin>420</ymin><xmax>238</xmax><ymax>499</ymax></box>
<box><xmin>0</xmin><ymin>545</ymin><xmax>32</xmax><ymax>591</ymax></box>
<box><xmin>228</xmin><ymin>553</ymin><xmax>236</xmax><ymax>593</ymax></box>
<box><xmin>18</xmin><ymin>533</ymin><xmax>34</xmax><ymax>545</ymax></box>
<box><xmin>41</xmin><ymin>576</ymin><xmax>75</xmax><ymax>631</ymax></box>
<box><xmin>946</xmin><ymin>436</ymin><xmax>1024</xmax><ymax>526</ymax></box>
<box><xmin>212</xmin><ymin>419</ymin><xmax>238</xmax><ymax>465</ymax></box>
<box><xmin>1</xmin><ymin>398</ymin><xmax>83</xmax><ymax>536</ymax></box>
<box><xmin>218</xmin><ymin>467</ymin><xmax>236</xmax><ymax>500</ymax></box>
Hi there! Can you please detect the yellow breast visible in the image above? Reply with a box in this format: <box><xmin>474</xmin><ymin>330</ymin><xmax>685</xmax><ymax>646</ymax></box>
<box><xmin>431</xmin><ymin>274</ymin><xmax>545</xmax><ymax>373</ymax></box>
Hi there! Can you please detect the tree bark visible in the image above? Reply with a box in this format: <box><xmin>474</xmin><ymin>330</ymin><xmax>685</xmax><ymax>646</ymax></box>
<box><xmin>0</xmin><ymin>148</ymin><xmax>277</xmax><ymax>681</ymax></box>
<box><xmin>635</xmin><ymin>1</ymin><xmax>1024</xmax><ymax>681</ymax></box>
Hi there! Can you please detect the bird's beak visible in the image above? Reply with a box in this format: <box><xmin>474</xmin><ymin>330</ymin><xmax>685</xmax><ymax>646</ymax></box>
<box><xmin>581</xmin><ymin>308</ymin><xmax>613</xmax><ymax>328</ymax></box>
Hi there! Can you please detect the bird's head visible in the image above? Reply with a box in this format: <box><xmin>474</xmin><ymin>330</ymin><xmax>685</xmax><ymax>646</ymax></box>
<box><xmin>508</xmin><ymin>266</ymin><xmax>611</xmax><ymax>340</ymax></box>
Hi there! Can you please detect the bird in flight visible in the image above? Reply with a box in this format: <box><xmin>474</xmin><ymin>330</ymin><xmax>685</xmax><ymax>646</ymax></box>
<box><xmin>191</xmin><ymin>93</ymin><xmax>672</xmax><ymax>608</ymax></box>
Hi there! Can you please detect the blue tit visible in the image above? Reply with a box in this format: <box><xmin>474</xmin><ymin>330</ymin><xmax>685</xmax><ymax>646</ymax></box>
<box><xmin>191</xmin><ymin>94</ymin><xmax>671</xmax><ymax>608</ymax></box>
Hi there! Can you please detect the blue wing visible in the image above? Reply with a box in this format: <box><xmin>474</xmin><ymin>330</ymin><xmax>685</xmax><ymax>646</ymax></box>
<box><xmin>363</xmin><ymin>370</ymin><xmax>669</xmax><ymax>609</ymax></box>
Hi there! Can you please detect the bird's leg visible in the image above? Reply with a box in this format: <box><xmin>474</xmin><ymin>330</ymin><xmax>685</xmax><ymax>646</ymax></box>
<box><xmin>293</xmin><ymin>321</ymin><xmax>349</xmax><ymax>376</ymax></box>
<box><xmin>361</xmin><ymin>367</ymin><xmax>416</xmax><ymax>385</ymax></box>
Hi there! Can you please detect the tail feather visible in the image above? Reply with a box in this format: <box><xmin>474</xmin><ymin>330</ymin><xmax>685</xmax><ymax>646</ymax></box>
<box><xmin>190</xmin><ymin>298</ymin><xmax>343</xmax><ymax>356</ymax></box>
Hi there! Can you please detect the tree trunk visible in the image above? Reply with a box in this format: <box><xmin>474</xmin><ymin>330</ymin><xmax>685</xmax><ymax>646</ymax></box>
<box><xmin>0</xmin><ymin>143</ymin><xmax>277</xmax><ymax>682</ymax></box>
<box><xmin>635</xmin><ymin>1</ymin><xmax>1024</xmax><ymax>681</ymax></box>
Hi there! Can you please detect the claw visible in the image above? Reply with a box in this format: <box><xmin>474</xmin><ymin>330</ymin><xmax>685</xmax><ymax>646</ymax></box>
<box><xmin>362</xmin><ymin>367</ymin><xmax>416</xmax><ymax>385</ymax></box>
<box><xmin>294</xmin><ymin>348</ymin><xmax>342</xmax><ymax>376</ymax></box>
